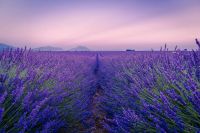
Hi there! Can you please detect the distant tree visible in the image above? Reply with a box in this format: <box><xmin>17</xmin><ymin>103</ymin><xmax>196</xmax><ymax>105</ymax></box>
<box><xmin>126</xmin><ymin>49</ymin><xmax>135</xmax><ymax>52</ymax></box>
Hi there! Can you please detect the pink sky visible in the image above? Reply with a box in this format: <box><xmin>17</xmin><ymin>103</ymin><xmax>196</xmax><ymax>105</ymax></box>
<box><xmin>0</xmin><ymin>0</ymin><xmax>200</xmax><ymax>50</ymax></box>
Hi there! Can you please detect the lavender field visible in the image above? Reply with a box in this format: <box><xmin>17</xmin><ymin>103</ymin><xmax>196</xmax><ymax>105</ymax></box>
<box><xmin>1</xmin><ymin>0</ymin><xmax>200</xmax><ymax>132</ymax></box>
<box><xmin>0</xmin><ymin>46</ymin><xmax>200</xmax><ymax>133</ymax></box>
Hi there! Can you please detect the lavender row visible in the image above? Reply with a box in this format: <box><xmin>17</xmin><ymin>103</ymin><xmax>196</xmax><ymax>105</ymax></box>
<box><xmin>0</xmin><ymin>49</ymin><xmax>97</xmax><ymax>132</ymax></box>
<box><xmin>99</xmin><ymin>51</ymin><xmax>200</xmax><ymax>132</ymax></box>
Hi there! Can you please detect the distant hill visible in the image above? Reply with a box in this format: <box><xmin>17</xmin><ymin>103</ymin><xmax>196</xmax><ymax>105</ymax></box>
<box><xmin>33</xmin><ymin>46</ymin><xmax>64</xmax><ymax>51</ymax></box>
<box><xmin>0</xmin><ymin>43</ymin><xmax>14</xmax><ymax>51</ymax></box>
<box><xmin>69</xmin><ymin>46</ymin><xmax>90</xmax><ymax>51</ymax></box>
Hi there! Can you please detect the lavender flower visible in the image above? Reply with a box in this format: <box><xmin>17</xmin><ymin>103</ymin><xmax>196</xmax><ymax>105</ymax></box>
<box><xmin>0</xmin><ymin>108</ymin><xmax>4</xmax><ymax>122</ymax></box>
<box><xmin>0</xmin><ymin>91</ymin><xmax>7</xmax><ymax>104</ymax></box>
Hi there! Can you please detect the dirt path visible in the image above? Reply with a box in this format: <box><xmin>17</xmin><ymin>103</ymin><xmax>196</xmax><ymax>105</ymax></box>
<box><xmin>90</xmin><ymin>54</ymin><xmax>107</xmax><ymax>133</ymax></box>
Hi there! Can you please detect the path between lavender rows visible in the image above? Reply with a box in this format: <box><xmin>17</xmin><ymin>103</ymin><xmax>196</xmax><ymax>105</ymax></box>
<box><xmin>89</xmin><ymin>54</ymin><xmax>107</xmax><ymax>133</ymax></box>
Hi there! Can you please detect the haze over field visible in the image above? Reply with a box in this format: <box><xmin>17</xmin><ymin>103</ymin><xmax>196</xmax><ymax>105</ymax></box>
<box><xmin>0</xmin><ymin>0</ymin><xmax>200</xmax><ymax>50</ymax></box>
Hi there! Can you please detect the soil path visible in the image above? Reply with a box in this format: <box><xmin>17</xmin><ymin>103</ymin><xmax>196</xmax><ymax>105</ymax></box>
<box><xmin>90</xmin><ymin>54</ymin><xmax>107</xmax><ymax>133</ymax></box>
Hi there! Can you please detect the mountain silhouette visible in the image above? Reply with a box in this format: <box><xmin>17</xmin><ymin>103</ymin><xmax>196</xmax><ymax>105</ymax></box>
<box><xmin>0</xmin><ymin>43</ymin><xmax>14</xmax><ymax>51</ymax></box>
<box><xmin>69</xmin><ymin>46</ymin><xmax>90</xmax><ymax>51</ymax></box>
